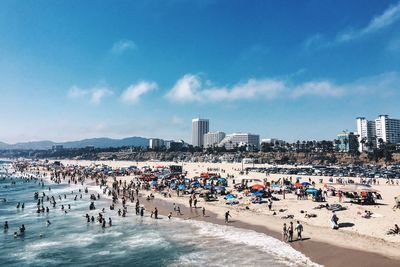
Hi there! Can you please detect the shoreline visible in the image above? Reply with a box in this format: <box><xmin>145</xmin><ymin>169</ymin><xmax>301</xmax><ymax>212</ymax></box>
<box><xmin>9</xmin><ymin>159</ymin><xmax>400</xmax><ymax>266</ymax></box>
<box><xmin>137</xmin><ymin>190</ymin><xmax>400</xmax><ymax>267</ymax></box>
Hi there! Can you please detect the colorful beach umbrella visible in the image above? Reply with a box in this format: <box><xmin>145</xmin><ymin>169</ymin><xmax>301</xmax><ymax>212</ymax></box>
<box><xmin>252</xmin><ymin>184</ymin><xmax>265</xmax><ymax>190</ymax></box>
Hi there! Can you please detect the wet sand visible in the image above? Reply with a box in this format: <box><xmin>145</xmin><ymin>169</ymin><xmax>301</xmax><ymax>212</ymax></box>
<box><xmin>137</xmin><ymin>194</ymin><xmax>400</xmax><ymax>267</ymax></box>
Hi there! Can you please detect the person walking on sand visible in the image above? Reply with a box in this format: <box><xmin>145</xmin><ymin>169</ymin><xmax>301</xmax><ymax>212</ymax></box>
<box><xmin>288</xmin><ymin>222</ymin><xmax>294</xmax><ymax>242</ymax></box>
<box><xmin>268</xmin><ymin>198</ymin><xmax>272</xmax><ymax>211</ymax></box>
<box><xmin>202</xmin><ymin>207</ymin><xmax>206</xmax><ymax>217</ymax></box>
<box><xmin>225</xmin><ymin>211</ymin><xmax>231</xmax><ymax>223</ymax></box>
<box><xmin>189</xmin><ymin>197</ymin><xmax>193</xmax><ymax>208</ymax></box>
<box><xmin>296</xmin><ymin>221</ymin><xmax>303</xmax><ymax>241</ymax></box>
<box><xmin>282</xmin><ymin>223</ymin><xmax>288</xmax><ymax>242</ymax></box>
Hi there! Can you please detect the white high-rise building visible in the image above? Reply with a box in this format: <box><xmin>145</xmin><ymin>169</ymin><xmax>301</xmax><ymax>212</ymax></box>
<box><xmin>375</xmin><ymin>115</ymin><xmax>400</xmax><ymax>144</ymax></box>
<box><xmin>356</xmin><ymin>115</ymin><xmax>400</xmax><ymax>151</ymax></box>
<box><xmin>204</xmin><ymin>132</ymin><xmax>226</xmax><ymax>148</ymax></box>
<box><xmin>356</xmin><ymin>117</ymin><xmax>376</xmax><ymax>152</ymax></box>
<box><xmin>218</xmin><ymin>133</ymin><xmax>260</xmax><ymax>150</ymax></box>
<box><xmin>192</xmin><ymin>118</ymin><xmax>209</xmax><ymax>147</ymax></box>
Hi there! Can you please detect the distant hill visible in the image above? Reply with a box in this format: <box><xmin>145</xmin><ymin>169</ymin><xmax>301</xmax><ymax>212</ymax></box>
<box><xmin>0</xmin><ymin>137</ymin><xmax>149</xmax><ymax>150</ymax></box>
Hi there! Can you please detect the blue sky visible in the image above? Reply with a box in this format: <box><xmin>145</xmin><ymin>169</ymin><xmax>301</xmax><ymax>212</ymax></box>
<box><xmin>1</xmin><ymin>0</ymin><xmax>400</xmax><ymax>144</ymax></box>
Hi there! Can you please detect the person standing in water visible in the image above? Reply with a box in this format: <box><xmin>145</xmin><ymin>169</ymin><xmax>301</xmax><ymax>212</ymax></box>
<box><xmin>3</xmin><ymin>221</ymin><xmax>8</xmax><ymax>231</ymax></box>
<box><xmin>154</xmin><ymin>207</ymin><xmax>158</xmax><ymax>219</ymax></box>
<box><xmin>140</xmin><ymin>207</ymin><xmax>145</xmax><ymax>217</ymax></box>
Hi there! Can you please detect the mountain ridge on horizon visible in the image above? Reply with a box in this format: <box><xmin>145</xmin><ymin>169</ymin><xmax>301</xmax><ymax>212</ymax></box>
<box><xmin>0</xmin><ymin>136</ymin><xmax>149</xmax><ymax>150</ymax></box>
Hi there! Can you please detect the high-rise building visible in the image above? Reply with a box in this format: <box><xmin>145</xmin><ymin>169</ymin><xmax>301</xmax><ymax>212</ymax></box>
<box><xmin>204</xmin><ymin>132</ymin><xmax>226</xmax><ymax>148</ymax></box>
<box><xmin>218</xmin><ymin>133</ymin><xmax>260</xmax><ymax>150</ymax></box>
<box><xmin>356</xmin><ymin>115</ymin><xmax>400</xmax><ymax>151</ymax></box>
<box><xmin>375</xmin><ymin>115</ymin><xmax>400</xmax><ymax>145</ymax></box>
<box><xmin>192</xmin><ymin>118</ymin><xmax>209</xmax><ymax>147</ymax></box>
<box><xmin>356</xmin><ymin>117</ymin><xmax>376</xmax><ymax>152</ymax></box>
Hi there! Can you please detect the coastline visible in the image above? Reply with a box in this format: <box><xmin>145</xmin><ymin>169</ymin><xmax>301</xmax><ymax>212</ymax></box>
<box><xmin>11</xmin><ymin>158</ymin><xmax>400</xmax><ymax>266</ymax></box>
<box><xmin>136</xmin><ymin>189</ymin><xmax>400</xmax><ymax>267</ymax></box>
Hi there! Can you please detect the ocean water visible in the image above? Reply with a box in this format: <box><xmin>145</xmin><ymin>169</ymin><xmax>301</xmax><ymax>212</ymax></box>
<box><xmin>0</xmin><ymin>164</ymin><xmax>318</xmax><ymax>267</ymax></box>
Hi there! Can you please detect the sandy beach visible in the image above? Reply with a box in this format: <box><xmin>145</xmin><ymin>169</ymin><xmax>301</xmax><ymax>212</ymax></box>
<box><xmin>55</xmin><ymin>159</ymin><xmax>400</xmax><ymax>266</ymax></box>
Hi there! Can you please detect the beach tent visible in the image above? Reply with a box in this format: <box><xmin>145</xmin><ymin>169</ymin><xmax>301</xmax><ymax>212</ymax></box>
<box><xmin>252</xmin><ymin>184</ymin><xmax>265</xmax><ymax>190</ymax></box>
<box><xmin>338</xmin><ymin>185</ymin><xmax>378</xmax><ymax>193</ymax></box>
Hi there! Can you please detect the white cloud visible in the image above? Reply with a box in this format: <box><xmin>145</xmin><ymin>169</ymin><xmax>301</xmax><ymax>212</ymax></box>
<box><xmin>291</xmin><ymin>81</ymin><xmax>344</xmax><ymax>98</ymax></box>
<box><xmin>337</xmin><ymin>2</ymin><xmax>400</xmax><ymax>42</ymax></box>
<box><xmin>165</xmin><ymin>74</ymin><xmax>286</xmax><ymax>103</ymax></box>
<box><xmin>111</xmin><ymin>39</ymin><xmax>136</xmax><ymax>54</ymax></box>
<box><xmin>121</xmin><ymin>81</ymin><xmax>158</xmax><ymax>104</ymax></box>
<box><xmin>67</xmin><ymin>86</ymin><xmax>113</xmax><ymax>104</ymax></box>
<box><xmin>165</xmin><ymin>72</ymin><xmax>400</xmax><ymax>104</ymax></box>
<box><xmin>90</xmin><ymin>87</ymin><xmax>113</xmax><ymax>104</ymax></box>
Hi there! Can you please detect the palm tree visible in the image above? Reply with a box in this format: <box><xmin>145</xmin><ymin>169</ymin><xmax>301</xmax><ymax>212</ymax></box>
<box><xmin>360</xmin><ymin>137</ymin><xmax>366</xmax><ymax>152</ymax></box>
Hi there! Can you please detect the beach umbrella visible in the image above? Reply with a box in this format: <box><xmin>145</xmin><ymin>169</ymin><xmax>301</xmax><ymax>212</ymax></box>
<box><xmin>217</xmin><ymin>178</ymin><xmax>226</xmax><ymax>182</ymax></box>
<box><xmin>252</xmin><ymin>191</ymin><xmax>264</xmax><ymax>197</ymax></box>
<box><xmin>294</xmin><ymin>182</ymin><xmax>302</xmax><ymax>188</ymax></box>
<box><xmin>191</xmin><ymin>182</ymin><xmax>201</xmax><ymax>188</ymax></box>
<box><xmin>301</xmin><ymin>182</ymin><xmax>311</xmax><ymax>187</ymax></box>
<box><xmin>252</xmin><ymin>184</ymin><xmax>265</xmax><ymax>190</ymax></box>
<box><xmin>225</xmin><ymin>194</ymin><xmax>237</xmax><ymax>199</ymax></box>
<box><xmin>306</xmin><ymin>188</ymin><xmax>318</xmax><ymax>193</ymax></box>
<box><xmin>271</xmin><ymin>184</ymin><xmax>281</xmax><ymax>188</ymax></box>
<box><xmin>178</xmin><ymin>184</ymin><xmax>186</xmax><ymax>190</ymax></box>
<box><xmin>204</xmin><ymin>184</ymin><xmax>212</xmax><ymax>189</ymax></box>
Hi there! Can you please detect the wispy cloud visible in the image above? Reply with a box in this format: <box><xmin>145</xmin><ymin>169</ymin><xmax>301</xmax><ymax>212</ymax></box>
<box><xmin>120</xmin><ymin>81</ymin><xmax>158</xmax><ymax>104</ymax></box>
<box><xmin>291</xmin><ymin>81</ymin><xmax>344</xmax><ymax>98</ymax></box>
<box><xmin>68</xmin><ymin>86</ymin><xmax>113</xmax><ymax>104</ymax></box>
<box><xmin>111</xmin><ymin>39</ymin><xmax>136</xmax><ymax>54</ymax></box>
<box><xmin>337</xmin><ymin>2</ymin><xmax>400</xmax><ymax>42</ymax></box>
<box><xmin>305</xmin><ymin>2</ymin><xmax>400</xmax><ymax>49</ymax></box>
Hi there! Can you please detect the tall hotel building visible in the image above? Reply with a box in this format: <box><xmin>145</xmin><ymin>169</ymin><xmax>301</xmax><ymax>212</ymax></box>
<box><xmin>356</xmin><ymin>115</ymin><xmax>400</xmax><ymax>151</ymax></box>
<box><xmin>192</xmin><ymin>118</ymin><xmax>209</xmax><ymax>147</ymax></box>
